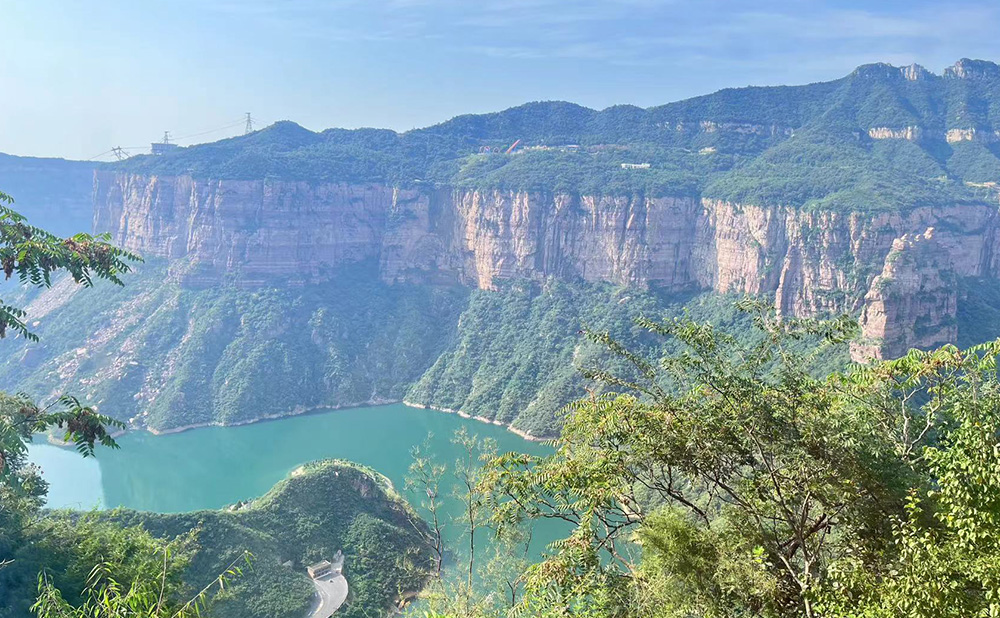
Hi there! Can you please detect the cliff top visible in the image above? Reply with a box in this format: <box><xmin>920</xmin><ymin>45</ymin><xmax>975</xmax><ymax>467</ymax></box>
<box><xmin>109</xmin><ymin>58</ymin><xmax>1000</xmax><ymax>212</ymax></box>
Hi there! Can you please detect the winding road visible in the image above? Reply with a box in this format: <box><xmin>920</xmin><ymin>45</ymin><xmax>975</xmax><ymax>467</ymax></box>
<box><xmin>309</xmin><ymin>573</ymin><xmax>349</xmax><ymax>618</ymax></box>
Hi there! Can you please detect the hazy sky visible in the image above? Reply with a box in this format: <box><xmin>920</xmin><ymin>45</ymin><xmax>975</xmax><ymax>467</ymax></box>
<box><xmin>2</xmin><ymin>0</ymin><xmax>999</xmax><ymax>160</ymax></box>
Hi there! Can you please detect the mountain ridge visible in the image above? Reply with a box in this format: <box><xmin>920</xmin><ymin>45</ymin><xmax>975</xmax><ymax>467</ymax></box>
<box><xmin>4</xmin><ymin>58</ymin><xmax>1000</xmax><ymax>436</ymax></box>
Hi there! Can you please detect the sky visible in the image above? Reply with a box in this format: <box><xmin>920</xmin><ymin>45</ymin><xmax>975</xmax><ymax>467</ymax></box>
<box><xmin>1</xmin><ymin>0</ymin><xmax>999</xmax><ymax>160</ymax></box>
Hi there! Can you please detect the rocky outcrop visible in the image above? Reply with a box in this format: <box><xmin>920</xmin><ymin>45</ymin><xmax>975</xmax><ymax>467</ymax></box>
<box><xmin>944</xmin><ymin>58</ymin><xmax>1000</xmax><ymax>80</ymax></box>
<box><xmin>851</xmin><ymin>229</ymin><xmax>958</xmax><ymax>361</ymax></box>
<box><xmin>945</xmin><ymin>128</ymin><xmax>1000</xmax><ymax>144</ymax></box>
<box><xmin>900</xmin><ymin>63</ymin><xmax>931</xmax><ymax>81</ymax></box>
<box><xmin>95</xmin><ymin>171</ymin><xmax>1000</xmax><ymax>361</ymax></box>
<box><xmin>869</xmin><ymin>126</ymin><xmax>922</xmax><ymax>141</ymax></box>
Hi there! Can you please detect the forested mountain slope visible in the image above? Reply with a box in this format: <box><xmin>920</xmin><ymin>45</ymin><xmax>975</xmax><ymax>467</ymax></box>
<box><xmin>6</xmin><ymin>59</ymin><xmax>1000</xmax><ymax>437</ymax></box>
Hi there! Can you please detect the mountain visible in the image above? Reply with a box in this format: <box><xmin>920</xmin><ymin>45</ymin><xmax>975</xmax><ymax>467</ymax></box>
<box><xmin>108</xmin><ymin>58</ymin><xmax>1000</xmax><ymax>211</ymax></box>
<box><xmin>4</xmin><ymin>59</ymin><xmax>1000</xmax><ymax>437</ymax></box>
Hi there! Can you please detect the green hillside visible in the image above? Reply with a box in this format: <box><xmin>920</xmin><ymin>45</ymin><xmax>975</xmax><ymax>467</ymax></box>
<box><xmin>0</xmin><ymin>460</ymin><xmax>431</xmax><ymax>618</ymax></box>
<box><xmin>111</xmin><ymin>59</ymin><xmax>1000</xmax><ymax>210</ymax></box>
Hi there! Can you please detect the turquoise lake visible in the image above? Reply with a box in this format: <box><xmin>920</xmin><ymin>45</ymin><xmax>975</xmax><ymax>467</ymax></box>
<box><xmin>28</xmin><ymin>403</ymin><xmax>563</xmax><ymax>560</ymax></box>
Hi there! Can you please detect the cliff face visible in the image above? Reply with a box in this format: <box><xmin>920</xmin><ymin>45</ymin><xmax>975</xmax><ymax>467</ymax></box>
<box><xmin>382</xmin><ymin>190</ymin><xmax>701</xmax><ymax>289</ymax></box>
<box><xmin>850</xmin><ymin>229</ymin><xmax>958</xmax><ymax>361</ymax></box>
<box><xmin>94</xmin><ymin>173</ymin><xmax>395</xmax><ymax>285</ymax></box>
<box><xmin>95</xmin><ymin>172</ymin><xmax>703</xmax><ymax>290</ymax></box>
<box><xmin>95</xmin><ymin>171</ymin><xmax>1000</xmax><ymax>361</ymax></box>
<box><xmin>692</xmin><ymin>200</ymin><xmax>999</xmax><ymax>319</ymax></box>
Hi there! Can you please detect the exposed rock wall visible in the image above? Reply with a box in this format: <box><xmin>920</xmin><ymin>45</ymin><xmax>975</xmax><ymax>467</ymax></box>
<box><xmin>94</xmin><ymin>173</ymin><xmax>396</xmax><ymax>285</ymax></box>
<box><xmin>850</xmin><ymin>229</ymin><xmax>958</xmax><ymax>361</ymax></box>
<box><xmin>869</xmin><ymin>126</ymin><xmax>922</xmax><ymax>141</ymax></box>
<box><xmin>692</xmin><ymin>200</ymin><xmax>999</xmax><ymax>319</ymax></box>
<box><xmin>95</xmin><ymin>172</ymin><xmax>703</xmax><ymax>290</ymax></box>
<box><xmin>95</xmin><ymin>171</ymin><xmax>1000</xmax><ymax>360</ymax></box>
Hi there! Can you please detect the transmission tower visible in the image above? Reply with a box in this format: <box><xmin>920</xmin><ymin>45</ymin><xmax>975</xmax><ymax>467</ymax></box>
<box><xmin>162</xmin><ymin>131</ymin><xmax>172</xmax><ymax>144</ymax></box>
<box><xmin>111</xmin><ymin>146</ymin><xmax>129</xmax><ymax>161</ymax></box>
<box><xmin>244</xmin><ymin>112</ymin><xmax>254</xmax><ymax>135</ymax></box>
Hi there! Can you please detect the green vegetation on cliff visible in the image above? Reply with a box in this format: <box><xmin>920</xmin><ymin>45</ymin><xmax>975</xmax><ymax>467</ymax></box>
<box><xmin>0</xmin><ymin>260</ymin><xmax>467</xmax><ymax>431</ymax></box>
<box><xmin>410</xmin><ymin>281</ymin><xmax>849</xmax><ymax>437</ymax></box>
<box><xmin>110</xmin><ymin>59</ymin><xmax>1000</xmax><ymax>210</ymax></box>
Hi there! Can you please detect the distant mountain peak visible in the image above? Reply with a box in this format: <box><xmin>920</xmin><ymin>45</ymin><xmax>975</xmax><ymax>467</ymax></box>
<box><xmin>944</xmin><ymin>58</ymin><xmax>1000</xmax><ymax>79</ymax></box>
<box><xmin>901</xmin><ymin>63</ymin><xmax>931</xmax><ymax>81</ymax></box>
<box><xmin>850</xmin><ymin>59</ymin><xmax>1000</xmax><ymax>82</ymax></box>
<box><xmin>850</xmin><ymin>62</ymin><xmax>930</xmax><ymax>81</ymax></box>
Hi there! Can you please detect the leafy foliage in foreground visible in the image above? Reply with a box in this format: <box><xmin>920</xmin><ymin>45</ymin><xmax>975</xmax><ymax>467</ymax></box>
<box><xmin>29</xmin><ymin>526</ymin><xmax>248</xmax><ymax>618</ymax></box>
<box><xmin>0</xmin><ymin>196</ymin><xmax>144</xmax><ymax>617</ymax></box>
<box><xmin>0</xmin><ymin>190</ymin><xmax>138</xmax><ymax>341</ymax></box>
<box><xmin>437</xmin><ymin>302</ymin><xmax>1000</xmax><ymax>618</ymax></box>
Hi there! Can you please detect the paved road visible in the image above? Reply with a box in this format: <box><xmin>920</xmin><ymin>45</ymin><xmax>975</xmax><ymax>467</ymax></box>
<box><xmin>309</xmin><ymin>573</ymin><xmax>349</xmax><ymax>618</ymax></box>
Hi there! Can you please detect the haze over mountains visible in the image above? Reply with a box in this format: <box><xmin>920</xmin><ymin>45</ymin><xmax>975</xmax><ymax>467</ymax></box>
<box><xmin>4</xmin><ymin>58</ymin><xmax>1000</xmax><ymax>437</ymax></box>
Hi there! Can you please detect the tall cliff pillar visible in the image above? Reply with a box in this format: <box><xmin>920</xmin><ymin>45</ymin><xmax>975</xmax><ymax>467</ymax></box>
<box><xmin>850</xmin><ymin>228</ymin><xmax>958</xmax><ymax>362</ymax></box>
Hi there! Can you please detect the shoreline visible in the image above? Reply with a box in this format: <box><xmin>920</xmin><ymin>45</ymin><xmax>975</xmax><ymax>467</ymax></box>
<box><xmin>400</xmin><ymin>400</ymin><xmax>545</xmax><ymax>442</ymax></box>
<box><xmin>113</xmin><ymin>399</ymin><xmax>549</xmax><ymax>443</ymax></box>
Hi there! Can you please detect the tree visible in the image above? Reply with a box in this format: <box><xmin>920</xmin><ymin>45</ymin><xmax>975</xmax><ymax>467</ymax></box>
<box><xmin>816</xmin><ymin>342</ymin><xmax>1000</xmax><ymax>617</ymax></box>
<box><xmin>407</xmin><ymin>437</ymin><xmax>447</xmax><ymax>577</ymax></box>
<box><xmin>1</xmin><ymin>188</ymin><xmax>138</xmax><ymax>576</ymax></box>
<box><xmin>0</xmin><ymin>190</ymin><xmax>141</xmax><ymax>611</ymax></box>
<box><xmin>1</xmin><ymin>394</ymin><xmax>125</xmax><ymax>573</ymax></box>
<box><xmin>32</xmin><ymin>541</ymin><xmax>250</xmax><ymax>618</ymax></box>
<box><xmin>0</xmin><ymin>191</ymin><xmax>136</xmax><ymax>341</ymax></box>
<box><xmin>453</xmin><ymin>428</ymin><xmax>490</xmax><ymax>598</ymax></box>
<box><xmin>481</xmin><ymin>300</ymin><xmax>918</xmax><ymax>618</ymax></box>
<box><xmin>410</xmin><ymin>430</ymin><xmax>536</xmax><ymax>618</ymax></box>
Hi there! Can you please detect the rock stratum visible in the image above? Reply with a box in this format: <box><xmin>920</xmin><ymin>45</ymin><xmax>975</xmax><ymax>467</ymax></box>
<box><xmin>94</xmin><ymin>171</ymin><xmax>1000</xmax><ymax>361</ymax></box>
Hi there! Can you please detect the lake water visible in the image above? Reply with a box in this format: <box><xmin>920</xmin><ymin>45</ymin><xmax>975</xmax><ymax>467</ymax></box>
<box><xmin>28</xmin><ymin>403</ymin><xmax>563</xmax><ymax>560</ymax></box>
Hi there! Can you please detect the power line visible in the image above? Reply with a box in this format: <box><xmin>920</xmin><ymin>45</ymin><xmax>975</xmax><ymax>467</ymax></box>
<box><xmin>86</xmin><ymin>115</ymin><xmax>270</xmax><ymax>161</ymax></box>
<box><xmin>86</xmin><ymin>148</ymin><xmax>116</xmax><ymax>161</ymax></box>
<box><xmin>172</xmin><ymin>118</ymin><xmax>246</xmax><ymax>143</ymax></box>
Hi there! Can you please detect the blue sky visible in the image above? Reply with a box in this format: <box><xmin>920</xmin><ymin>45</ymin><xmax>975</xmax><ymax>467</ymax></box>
<box><xmin>1</xmin><ymin>0</ymin><xmax>999</xmax><ymax>160</ymax></box>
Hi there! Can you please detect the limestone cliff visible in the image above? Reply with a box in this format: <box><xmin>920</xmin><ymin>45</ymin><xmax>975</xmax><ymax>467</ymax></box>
<box><xmin>693</xmin><ymin>200</ymin><xmax>998</xmax><ymax>321</ymax></box>
<box><xmin>94</xmin><ymin>171</ymin><xmax>1000</xmax><ymax>361</ymax></box>
<box><xmin>93</xmin><ymin>173</ymin><xmax>395</xmax><ymax>285</ymax></box>
<box><xmin>850</xmin><ymin>229</ymin><xmax>958</xmax><ymax>361</ymax></box>
<box><xmin>94</xmin><ymin>172</ymin><xmax>703</xmax><ymax>290</ymax></box>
